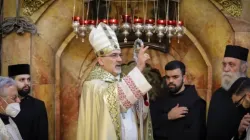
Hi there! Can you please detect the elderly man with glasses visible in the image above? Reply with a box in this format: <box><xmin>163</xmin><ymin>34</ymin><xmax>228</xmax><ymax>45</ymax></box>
<box><xmin>0</xmin><ymin>76</ymin><xmax>22</xmax><ymax>140</ymax></box>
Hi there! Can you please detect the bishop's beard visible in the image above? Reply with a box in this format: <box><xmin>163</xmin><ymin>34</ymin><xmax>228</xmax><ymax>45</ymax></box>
<box><xmin>221</xmin><ymin>72</ymin><xmax>242</xmax><ymax>91</ymax></box>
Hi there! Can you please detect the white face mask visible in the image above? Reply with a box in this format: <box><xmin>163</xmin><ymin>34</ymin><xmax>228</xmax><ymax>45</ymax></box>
<box><xmin>5</xmin><ymin>103</ymin><xmax>21</xmax><ymax>118</ymax></box>
<box><xmin>0</xmin><ymin>97</ymin><xmax>21</xmax><ymax>118</ymax></box>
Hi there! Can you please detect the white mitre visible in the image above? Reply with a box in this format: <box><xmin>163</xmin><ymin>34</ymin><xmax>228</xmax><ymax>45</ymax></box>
<box><xmin>89</xmin><ymin>22</ymin><xmax>120</xmax><ymax>56</ymax></box>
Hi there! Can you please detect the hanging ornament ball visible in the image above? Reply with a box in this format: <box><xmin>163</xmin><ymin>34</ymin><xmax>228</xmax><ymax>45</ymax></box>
<box><xmin>121</xmin><ymin>22</ymin><xmax>131</xmax><ymax>31</ymax></box>
<box><xmin>122</xmin><ymin>30</ymin><xmax>129</xmax><ymax>37</ymax></box>
<box><xmin>175</xmin><ymin>25</ymin><xmax>184</xmax><ymax>33</ymax></box>
<box><xmin>135</xmin><ymin>30</ymin><xmax>142</xmax><ymax>38</ymax></box>
<box><xmin>72</xmin><ymin>21</ymin><xmax>79</xmax><ymax>28</ymax></box>
<box><xmin>79</xmin><ymin>32</ymin><xmax>85</xmax><ymax>42</ymax></box>
<box><xmin>79</xmin><ymin>30</ymin><xmax>86</xmax><ymax>38</ymax></box>
<box><xmin>144</xmin><ymin>19</ymin><xmax>155</xmax><ymax>32</ymax></box>
<box><xmin>87</xmin><ymin>20</ymin><xmax>96</xmax><ymax>32</ymax></box>
<box><xmin>157</xmin><ymin>31</ymin><xmax>164</xmax><ymax>39</ymax></box>
<box><xmin>110</xmin><ymin>24</ymin><xmax>118</xmax><ymax>31</ymax></box>
<box><xmin>168</xmin><ymin>25</ymin><xmax>175</xmax><ymax>35</ymax></box>
<box><xmin>79</xmin><ymin>25</ymin><xmax>87</xmax><ymax>32</ymax></box>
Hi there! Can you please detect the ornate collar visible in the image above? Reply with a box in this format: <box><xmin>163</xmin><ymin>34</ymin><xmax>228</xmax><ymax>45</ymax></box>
<box><xmin>86</xmin><ymin>66</ymin><xmax>118</xmax><ymax>83</ymax></box>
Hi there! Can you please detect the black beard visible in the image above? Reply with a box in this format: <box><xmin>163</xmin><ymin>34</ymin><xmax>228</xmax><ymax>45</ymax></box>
<box><xmin>18</xmin><ymin>87</ymin><xmax>30</xmax><ymax>97</ymax></box>
<box><xmin>167</xmin><ymin>80</ymin><xmax>184</xmax><ymax>95</ymax></box>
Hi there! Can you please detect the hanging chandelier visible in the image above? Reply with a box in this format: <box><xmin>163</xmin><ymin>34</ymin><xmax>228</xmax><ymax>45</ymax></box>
<box><xmin>71</xmin><ymin>0</ymin><xmax>184</xmax><ymax>43</ymax></box>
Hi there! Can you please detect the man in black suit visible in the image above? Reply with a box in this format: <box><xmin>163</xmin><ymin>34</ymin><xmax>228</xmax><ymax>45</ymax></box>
<box><xmin>8</xmin><ymin>64</ymin><xmax>48</xmax><ymax>140</ymax></box>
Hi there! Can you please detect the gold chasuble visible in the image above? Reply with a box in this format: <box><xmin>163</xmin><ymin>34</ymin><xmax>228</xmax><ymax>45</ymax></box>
<box><xmin>77</xmin><ymin>66</ymin><xmax>154</xmax><ymax>140</ymax></box>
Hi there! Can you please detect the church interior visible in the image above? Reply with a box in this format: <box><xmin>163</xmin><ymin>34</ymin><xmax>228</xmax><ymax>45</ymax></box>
<box><xmin>1</xmin><ymin>0</ymin><xmax>250</xmax><ymax>139</ymax></box>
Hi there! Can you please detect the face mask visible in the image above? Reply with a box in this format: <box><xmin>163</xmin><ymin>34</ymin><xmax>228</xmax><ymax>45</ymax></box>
<box><xmin>0</xmin><ymin>97</ymin><xmax>21</xmax><ymax>118</ymax></box>
<box><xmin>5</xmin><ymin>103</ymin><xmax>21</xmax><ymax>118</ymax></box>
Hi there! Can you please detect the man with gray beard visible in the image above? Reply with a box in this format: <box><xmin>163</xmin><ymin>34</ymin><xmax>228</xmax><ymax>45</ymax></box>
<box><xmin>207</xmin><ymin>45</ymin><xmax>249</xmax><ymax>140</ymax></box>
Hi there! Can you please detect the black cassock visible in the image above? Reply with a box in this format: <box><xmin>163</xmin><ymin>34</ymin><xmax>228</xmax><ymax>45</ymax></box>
<box><xmin>206</xmin><ymin>88</ymin><xmax>248</xmax><ymax>140</ymax></box>
<box><xmin>150</xmin><ymin>85</ymin><xmax>206</xmax><ymax>140</ymax></box>
<box><xmin>13</xmin><ymin>95</ymin><xmax>48</xmax><ymax>140</ymax></box>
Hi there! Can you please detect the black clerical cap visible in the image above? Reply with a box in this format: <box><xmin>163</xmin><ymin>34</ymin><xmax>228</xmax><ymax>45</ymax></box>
<box><xmin>8</xmin><ymin>64</ymin><xmax>30</xmax><ymax>77</ymax></box>
<box><xmin>228</xmin><ymin>77</ymin><xmax>248</xmax><ymax>95</ymax></box>
<box><xmin>224</xmin><ymin>45</ymin><xmax>249</xmax><ymax>61</ymax></box>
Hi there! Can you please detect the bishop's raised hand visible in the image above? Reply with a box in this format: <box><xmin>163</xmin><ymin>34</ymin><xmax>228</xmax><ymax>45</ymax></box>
<box><xmin>136</xmin><ymin>45</ymin><xmax>150</xmax><ymax>72</ymax></box>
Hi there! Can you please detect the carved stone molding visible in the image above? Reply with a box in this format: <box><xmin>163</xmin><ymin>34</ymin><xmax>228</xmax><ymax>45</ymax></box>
<box><xmin>22</xmin><ymin>0</ymin><xmax>52</xmax><ymax>16</ymax></box>
<box><xmin>212</xmin><ymin>0</ymin><xmax>242</xmax><ymax>17</ymax></box>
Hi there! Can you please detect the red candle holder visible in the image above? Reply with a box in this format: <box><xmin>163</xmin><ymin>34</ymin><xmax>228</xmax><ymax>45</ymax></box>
<box><xmin>168</xmin><ymin>20</ymin><xmax>175</xmax><ymax>25</ymax></box>
<box><xmin>146</xmin><ymin>19</ymin><xmax>155</xmax><ymax>24</ymax></box>
<box><xmin>134</xmin><ymin>18</ymin><xmax>143</xmax><ymax>24</ymax></box>
<box><xmin>97</xmin><ymin>19</ymin><xmax>108</xmax><ymax>24</ymax></box>
<box><xmin>177</xmin><ymin>21</ymin><xmax>184</xmax><ymax>26</ymax></box>
<box><xmin>122</xmin><ymin>15</ymin><xmax>131</xmax><ymax>23</ymax></box>
<box><xmin>109</xmin><ymin>18</ymin><xmax>118</xmax><ymax>24</ymax></box>
<box><xmin>172</xmin><ymin>20</ymin><xmax>177</xmax><ymax>26</ymax></box>
<box><xmin>88</xmin><ymin>20</ymin><xmax>96</xmax><ymax>25</ymax></box>
<box><xmin>101</xmin><ymin>19</ymin><xmax>108</xmax><ymax>24</ymax></box>
<box><xmin>79</xmin><ymin>19</ymin><xmax>89</xmax><ymax>25</ymax></box>
<box><xmin>72</xmin><ymin>16</ymin><xmax>80</xmax><ymax>21</ymax></box>
<box><xmin>157</xmin><ymin>19</ymin><xmax>166</xmax><ymax>25</ymax></box>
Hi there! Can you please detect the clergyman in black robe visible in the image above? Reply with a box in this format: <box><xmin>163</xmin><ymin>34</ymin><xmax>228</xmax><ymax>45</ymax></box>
<box><xmin>8</xmin><ymin>64</ymin><xmax>48</xmax><ymax>140</ymax></box>
<box><xmin>150</xmin><ymin>60</ymin><xmax>206</xmax><ymax>140</ymax></box>
<box><xmin>206</xmin><ymin>45</ymin><xmax>249</xmax><ymax>140</ymax></box>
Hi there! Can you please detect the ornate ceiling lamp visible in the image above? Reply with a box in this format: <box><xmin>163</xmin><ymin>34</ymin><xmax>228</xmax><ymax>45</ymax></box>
<box><xmin>85</xmin><ymin>0</ymin><xmax>94</xmax><ymax>33</ymax></box>
<box><xmin>106</xmin><ymin>0</ymin><xmax>118</xmax><ymax>32</ymax></box>
<box><xmin>72</xmin><ymin>0</ymin><xmax>92</xmax><ymax>42</ymax></box>
<box><xmin>121</xmin><ymin>0</ymin><xmax>131</xmax><ymax>43</ymax></box>
<box><xmin>133</xmin><ymin>17</ymin><xmax>144</xmax><ymax>38</ymax></box>
<box><xmin>144</xmin><ymin>19</ymin><xmax>155</xmax><ymax>42</ymax></box>
<box><xmin>70</xmin><ymin>0</ymin><xmax>185</xmax><ymax>44</ymax></box>
<box><xmin>78</xmin><ymin>0</ymin><xmax>88</xmax><ymax>42</ymax></box>
<box><xmin>166</xmin><ymin>20</ymin><xmax>176</xmax><ymax>43</ymax></box>
<box><xmin>175</xmin><ymin>1</ymin><xmax>184</xmax><ymax>43</ymax></box>
<box><xmin>156</xmin><ymin>19</ymin><xmax>166</xmax><ymax>43</ymax></box>
<box><xmin>72</xmin><ymin>0</ymin><xmax>80</xmax><ymax>39</ymax></box>
<box><xmin>109</xmin><ymin>18</ymin><xmax>119</xmax><ymax>31</ymax></box>
<box><xmin>143</xmin><ymin>0</ymin><xmax>155</xmax><ymax>42</ymax></box>
<box><xmin>165</xmin><ymin>0</ymin><xmax>184</xmax><ymax>43</ymax></box>
<box><xmin>153</xmin><ymin>0</ymin><xmax>165</xmax><ymax>42</ymax></box>
<box><xmin>88</xmin><ymin>20</ymin><xmax>96</xmax><ymax>32</ymax></box>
